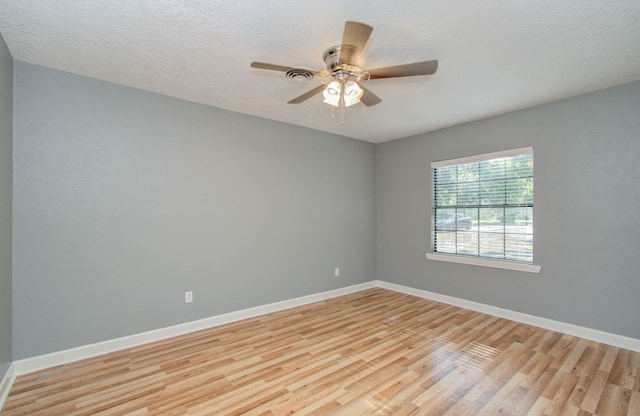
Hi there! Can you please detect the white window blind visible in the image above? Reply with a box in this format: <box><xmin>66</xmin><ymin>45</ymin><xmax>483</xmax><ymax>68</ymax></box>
<box><xmin>432</xmin><ymin>147</ymin><xmax>534</xmax><ymax>263</ymax></box>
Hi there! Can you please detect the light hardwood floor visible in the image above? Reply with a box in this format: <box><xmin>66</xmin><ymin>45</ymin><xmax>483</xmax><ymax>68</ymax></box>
<box><xmin>2</xmin><ymin>288</ymin><xmax>639</xmax><ymax>415</ymax></box>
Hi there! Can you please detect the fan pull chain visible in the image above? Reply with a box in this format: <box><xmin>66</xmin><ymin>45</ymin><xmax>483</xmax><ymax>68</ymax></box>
<box><xmin>341</xmin><ymin>79</ymin><xmax>345</xmax><ymax>125</ymax></box>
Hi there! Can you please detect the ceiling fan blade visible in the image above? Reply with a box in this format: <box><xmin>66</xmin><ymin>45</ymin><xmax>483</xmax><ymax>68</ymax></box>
<box><xmin>358</xmin><ymin>83</ymin><xmax>382</xmax><ymax>107</ymax></box>
<box><xmin>368</xmin><ymin>60</ymin><xmax>439</xmax><ymax>79</ymax></box>
<box><xmin>251</xmin><ymin>61</ymin><xmax>293</xmax><ymax>72</ymax></box>
<box><xmin>342</xmin><ymin>21</ymin><xmax>373</xmax><ymax>51</ymax></box>
<box><xmin>339</xmin><ymin>21</ymin><xmax>373</xmax><ymax>66</ymax></box>
<box><xmin>287</xmin><ymin>84</ymin><xmax>326</xmax><ymax>104</ymax></box>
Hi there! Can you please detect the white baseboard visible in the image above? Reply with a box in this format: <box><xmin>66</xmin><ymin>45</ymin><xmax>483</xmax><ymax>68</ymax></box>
<box><xmin>13</xmin><ymin>282</ymin><xmax>376</xmax><ymax>375</ymax></box>
<box><xmin>376</xmin><ymin>280</ymin><xmax>640</xmax><ymax>352</ymax></box>
<box><xmin>0</xmin><ymin>363</ymin><xmax>16</xmax><ymax>412</ymax></box>
<box><xmin>10</xmin><ymin>279</ymin><xmax>639</xmax><ymax>380</ymax></box>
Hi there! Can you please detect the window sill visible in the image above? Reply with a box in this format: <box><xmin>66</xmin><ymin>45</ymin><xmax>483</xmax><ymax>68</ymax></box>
<box><xmin>425</xmin><ymin>253</ymin><xmax>541</xmax><ymax>273</ymax></box>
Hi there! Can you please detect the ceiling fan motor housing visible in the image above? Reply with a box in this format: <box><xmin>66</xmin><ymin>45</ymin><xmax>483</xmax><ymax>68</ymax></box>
<box><xmin>323</xmin><ymin>45</ymin><xmax>363</xmax><ymax>80</ymax></box>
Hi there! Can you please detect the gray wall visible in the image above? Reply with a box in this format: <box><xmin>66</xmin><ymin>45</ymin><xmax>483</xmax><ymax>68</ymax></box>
<box><xmin>0</xmin><ymin>34</ymin><xmax>13</xmax><ymax>379</ymax></box>
<box><xmin>377</xmin><ymin>81</ymin><xmax>640</xmax><ymax>339</ymax></box>
<box><xmin>13</xmin><ymin>62</ymin><xmax>376</xmax><ymax>359</ymax></box>
<box><xmin>10</xmin><ymin>59</ymin><xmax>640</xmax><ymax>360</ymax></box>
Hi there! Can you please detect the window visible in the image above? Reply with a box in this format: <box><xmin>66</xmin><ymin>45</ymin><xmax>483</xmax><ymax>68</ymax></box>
<box><xmin>427</xmin><ymin>147</ymin><xmax>540</xmax><ymax>273</ymax></box>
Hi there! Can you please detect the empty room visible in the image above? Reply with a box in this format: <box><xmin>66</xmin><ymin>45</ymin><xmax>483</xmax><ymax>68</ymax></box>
<box><xmin>0</xmin><ymin>1</ymin><xmax>639</xmax><ymax>415</ymax></box>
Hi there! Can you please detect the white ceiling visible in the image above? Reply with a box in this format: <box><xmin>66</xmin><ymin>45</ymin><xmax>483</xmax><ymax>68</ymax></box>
<box><xmin>1</xmin><ymin>1</ymin><xmax>639</xmax><ymax>143</ymax></box>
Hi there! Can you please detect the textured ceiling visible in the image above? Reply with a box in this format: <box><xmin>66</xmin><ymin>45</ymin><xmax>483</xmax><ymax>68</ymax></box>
<box><xmin>1</xmin><ymin>1</ymin><xmax>639</xmax><ymax>143</ymax></box>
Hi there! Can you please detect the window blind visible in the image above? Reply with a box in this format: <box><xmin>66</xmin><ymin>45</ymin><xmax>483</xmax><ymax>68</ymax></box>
<box><xmin>432</xmin><ymin>147</ymin><xmax>534</xmax><ymax>262</ymax></box>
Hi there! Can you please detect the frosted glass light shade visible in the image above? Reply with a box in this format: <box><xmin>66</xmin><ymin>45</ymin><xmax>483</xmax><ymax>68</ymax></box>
<box><xmin>343</xmin><ymin>81</ymin><xmax>363</xmax><ymax>107</ymax></box>
<box><xmin>322</xmin><ymin>80</ymin><xmax>341</xmax><ymax>107</ymax></box>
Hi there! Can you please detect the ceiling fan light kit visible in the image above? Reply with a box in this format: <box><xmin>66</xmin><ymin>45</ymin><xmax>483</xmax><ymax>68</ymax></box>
<box><xmin>250</xmin><ymin>21</ymin><xmax>438</xmax><ymax>122</ymax></box>
<box><xmin>322</xmin><ymin>80</ymin><xmax>363</xmax><ymax>107</ymax></box>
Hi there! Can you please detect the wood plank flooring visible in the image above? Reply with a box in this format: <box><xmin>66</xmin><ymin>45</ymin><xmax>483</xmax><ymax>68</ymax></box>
<box><xmin>2</xmin><ymin>288</ymin><xmax>639</xmax><ymax>415</ymax></box>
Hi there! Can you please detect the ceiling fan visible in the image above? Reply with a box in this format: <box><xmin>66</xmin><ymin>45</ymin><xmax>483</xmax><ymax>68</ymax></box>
<box><xmin>250</xmin><ymin>21</ymin><xmax>438</xmax><ymax>110</ymax></box>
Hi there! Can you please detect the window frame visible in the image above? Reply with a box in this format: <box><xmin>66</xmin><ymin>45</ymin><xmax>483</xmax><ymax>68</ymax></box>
<box><xmin>426</xmin><ymin>147</ymin><xmax>541</xmax><ymax>273</ymax></box>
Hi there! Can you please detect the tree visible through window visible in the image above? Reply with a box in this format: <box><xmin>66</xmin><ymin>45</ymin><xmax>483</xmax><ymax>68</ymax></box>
<box><xmin>432</xmin><ymin>147</ymin><xmax>534</xmax><ymax>262</ymax></box>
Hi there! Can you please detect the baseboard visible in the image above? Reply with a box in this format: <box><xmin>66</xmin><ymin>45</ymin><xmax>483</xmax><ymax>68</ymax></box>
<box><xmin>376</xmin><ymin>280</ymin><xmax>640</xmax><ymax>352</ymax></box>
<box><xmin>11</xmin><ymin>279</ymin><xmax>639</xmax><ymax>378</ymax></box>
<box><xmin>13</xmin><ymin>281</ymin><xmax>376</xmax><ymax>375</ymax></box>
<box><xmin>0</xmin><ymin>363</ymin><xmax>16</xmax><ymax>412</ymax></box>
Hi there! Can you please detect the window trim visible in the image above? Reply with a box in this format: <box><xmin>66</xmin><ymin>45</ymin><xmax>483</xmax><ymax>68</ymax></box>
<box><xmin>428</xmin><ymin>147</ymin><xmax>541</xmax><ymax>273</ymax></box>
<box><xmin>431</xmin><ymin>147</ymin><xmax>533</xmax><ymax>168</ymax></box>
<box><xmin>426</xmin><ymin>253</ymin><xmax>541</xmax><ymax>273</ymax></box>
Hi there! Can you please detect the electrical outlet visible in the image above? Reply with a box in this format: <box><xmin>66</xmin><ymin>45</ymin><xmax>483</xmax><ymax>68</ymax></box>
<box><xmin>334</xmin><ymin>267</ymin><xmax>340</xmax><ymax>277</ymax></box>
<box><xmin>185</xmin><ymin>291</ymin><xmax>193</xmax><ymax>303</ymax></box>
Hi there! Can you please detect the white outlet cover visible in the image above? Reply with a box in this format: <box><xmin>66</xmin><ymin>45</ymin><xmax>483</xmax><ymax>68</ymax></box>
<box><xmin>185</xmin><ymin>291</ymin><xmax>193</xmax><ymax>303</ymax></box>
